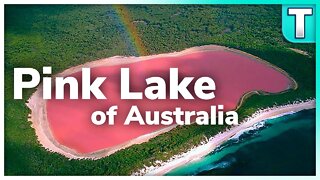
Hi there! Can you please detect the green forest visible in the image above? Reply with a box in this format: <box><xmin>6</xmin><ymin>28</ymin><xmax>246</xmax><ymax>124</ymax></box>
<box><xmin>5</xmin><ymin>5</ymin><xmax>315</xmax><ymax>175</ymax></box>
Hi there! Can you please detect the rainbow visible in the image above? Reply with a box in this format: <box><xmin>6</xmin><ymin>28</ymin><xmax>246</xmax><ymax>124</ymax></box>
<box><xmin>113</xmin><ymin>5</ymin><xmax>148</xmax><ymax>56</ymax></box>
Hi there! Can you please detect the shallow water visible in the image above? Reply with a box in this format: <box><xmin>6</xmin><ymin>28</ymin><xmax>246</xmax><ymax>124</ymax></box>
<box><xmin>166</xmin><ymin>109</ymin><xmax>315</xmax><ymax>175</ymax></box>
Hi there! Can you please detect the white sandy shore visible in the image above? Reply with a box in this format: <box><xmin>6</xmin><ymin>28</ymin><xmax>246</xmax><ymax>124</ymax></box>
<box><xmin>288</xmin><ymin>48</ymin><xmax>309</xmax><ymax>57</ymax></box>
<box><xmin>132</xmin><ymin>99</ymin><xmax>315</xmax><ymax>176</ymax></box>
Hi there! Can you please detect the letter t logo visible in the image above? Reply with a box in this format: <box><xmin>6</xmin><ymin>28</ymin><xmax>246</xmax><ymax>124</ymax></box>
<box><xmin>288</xmin><ymin>8</ymin><xmax>313</xmax><ymax>39</ymax></box>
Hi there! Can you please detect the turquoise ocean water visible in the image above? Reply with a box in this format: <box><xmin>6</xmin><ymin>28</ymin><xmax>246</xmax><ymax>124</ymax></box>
<box><xmin>166</xmin><ymin>109</ymin><xmax>315</xmax><ymax>175</ymax></box>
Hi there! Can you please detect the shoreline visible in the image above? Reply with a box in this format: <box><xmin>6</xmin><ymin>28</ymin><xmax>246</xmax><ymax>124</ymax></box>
<box><xmin>132</xmin><ymin>99</ymin><xmax>315</xmax><ymax>176</ymax></box>
<box><xmin>26</xmin><ymin>44</ymin><xmax>296</xmax><ymax>159</ymax></box>
<box><xmin>288</xmin><ymin>48</ymin><xmax>310</xmax><ymax>57</ymax></box>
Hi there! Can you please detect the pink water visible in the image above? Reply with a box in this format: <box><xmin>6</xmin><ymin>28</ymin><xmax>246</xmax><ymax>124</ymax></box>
<box><xmin>46</xmin><ymin>50</ymin><xmax>292</xmax><ymax>154</ymax></box>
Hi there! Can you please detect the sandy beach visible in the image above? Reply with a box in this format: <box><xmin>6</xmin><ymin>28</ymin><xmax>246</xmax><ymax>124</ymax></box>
<box><xmin>132</xmin><ymin>99</ymin><xmax>315</xmax><ymax>176</ymax></box>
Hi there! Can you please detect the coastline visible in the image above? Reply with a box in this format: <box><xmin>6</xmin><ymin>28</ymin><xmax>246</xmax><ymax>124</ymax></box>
<box><xmin>288</xmin><ymin>48</ymin><xmax>310</xmax><ymax>57</ymax></box>
<box><xmin>132</xmin><ymin>99</ymin><xmax>315</xmax><ymax>176</ymax></box>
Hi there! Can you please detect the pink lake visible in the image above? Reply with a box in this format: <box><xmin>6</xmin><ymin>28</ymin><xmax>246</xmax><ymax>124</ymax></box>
<box><xmin>46</xmin><ymin>48</ymin><xmax>293</xmax><ymax>154</ymax></box>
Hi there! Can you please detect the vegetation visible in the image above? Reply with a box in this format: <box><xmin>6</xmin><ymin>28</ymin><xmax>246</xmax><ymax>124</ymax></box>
<box><xmin>5</xmin><ymin>5</ymin><xmax>315</xmax><ymax>175</ymax></box>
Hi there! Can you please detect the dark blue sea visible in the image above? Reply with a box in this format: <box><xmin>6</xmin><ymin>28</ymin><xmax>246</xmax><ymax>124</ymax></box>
<box><xmin>166</xmin><ymin>109</ymin><xmax>316</xmax><ymax>175</ymax></box>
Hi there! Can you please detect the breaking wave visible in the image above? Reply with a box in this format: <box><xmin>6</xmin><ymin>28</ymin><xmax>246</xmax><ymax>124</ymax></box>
<box><xmin>211</xmin><ymin>121</ymin><xmax>269</xmax><ymax>154</ymax></box>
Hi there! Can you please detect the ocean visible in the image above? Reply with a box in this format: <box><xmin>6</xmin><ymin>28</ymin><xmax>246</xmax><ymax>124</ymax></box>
<box><xmin>166</xmin><ymin>108</ymin><xmax>316</xmax><ymax>175</ymax></box>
